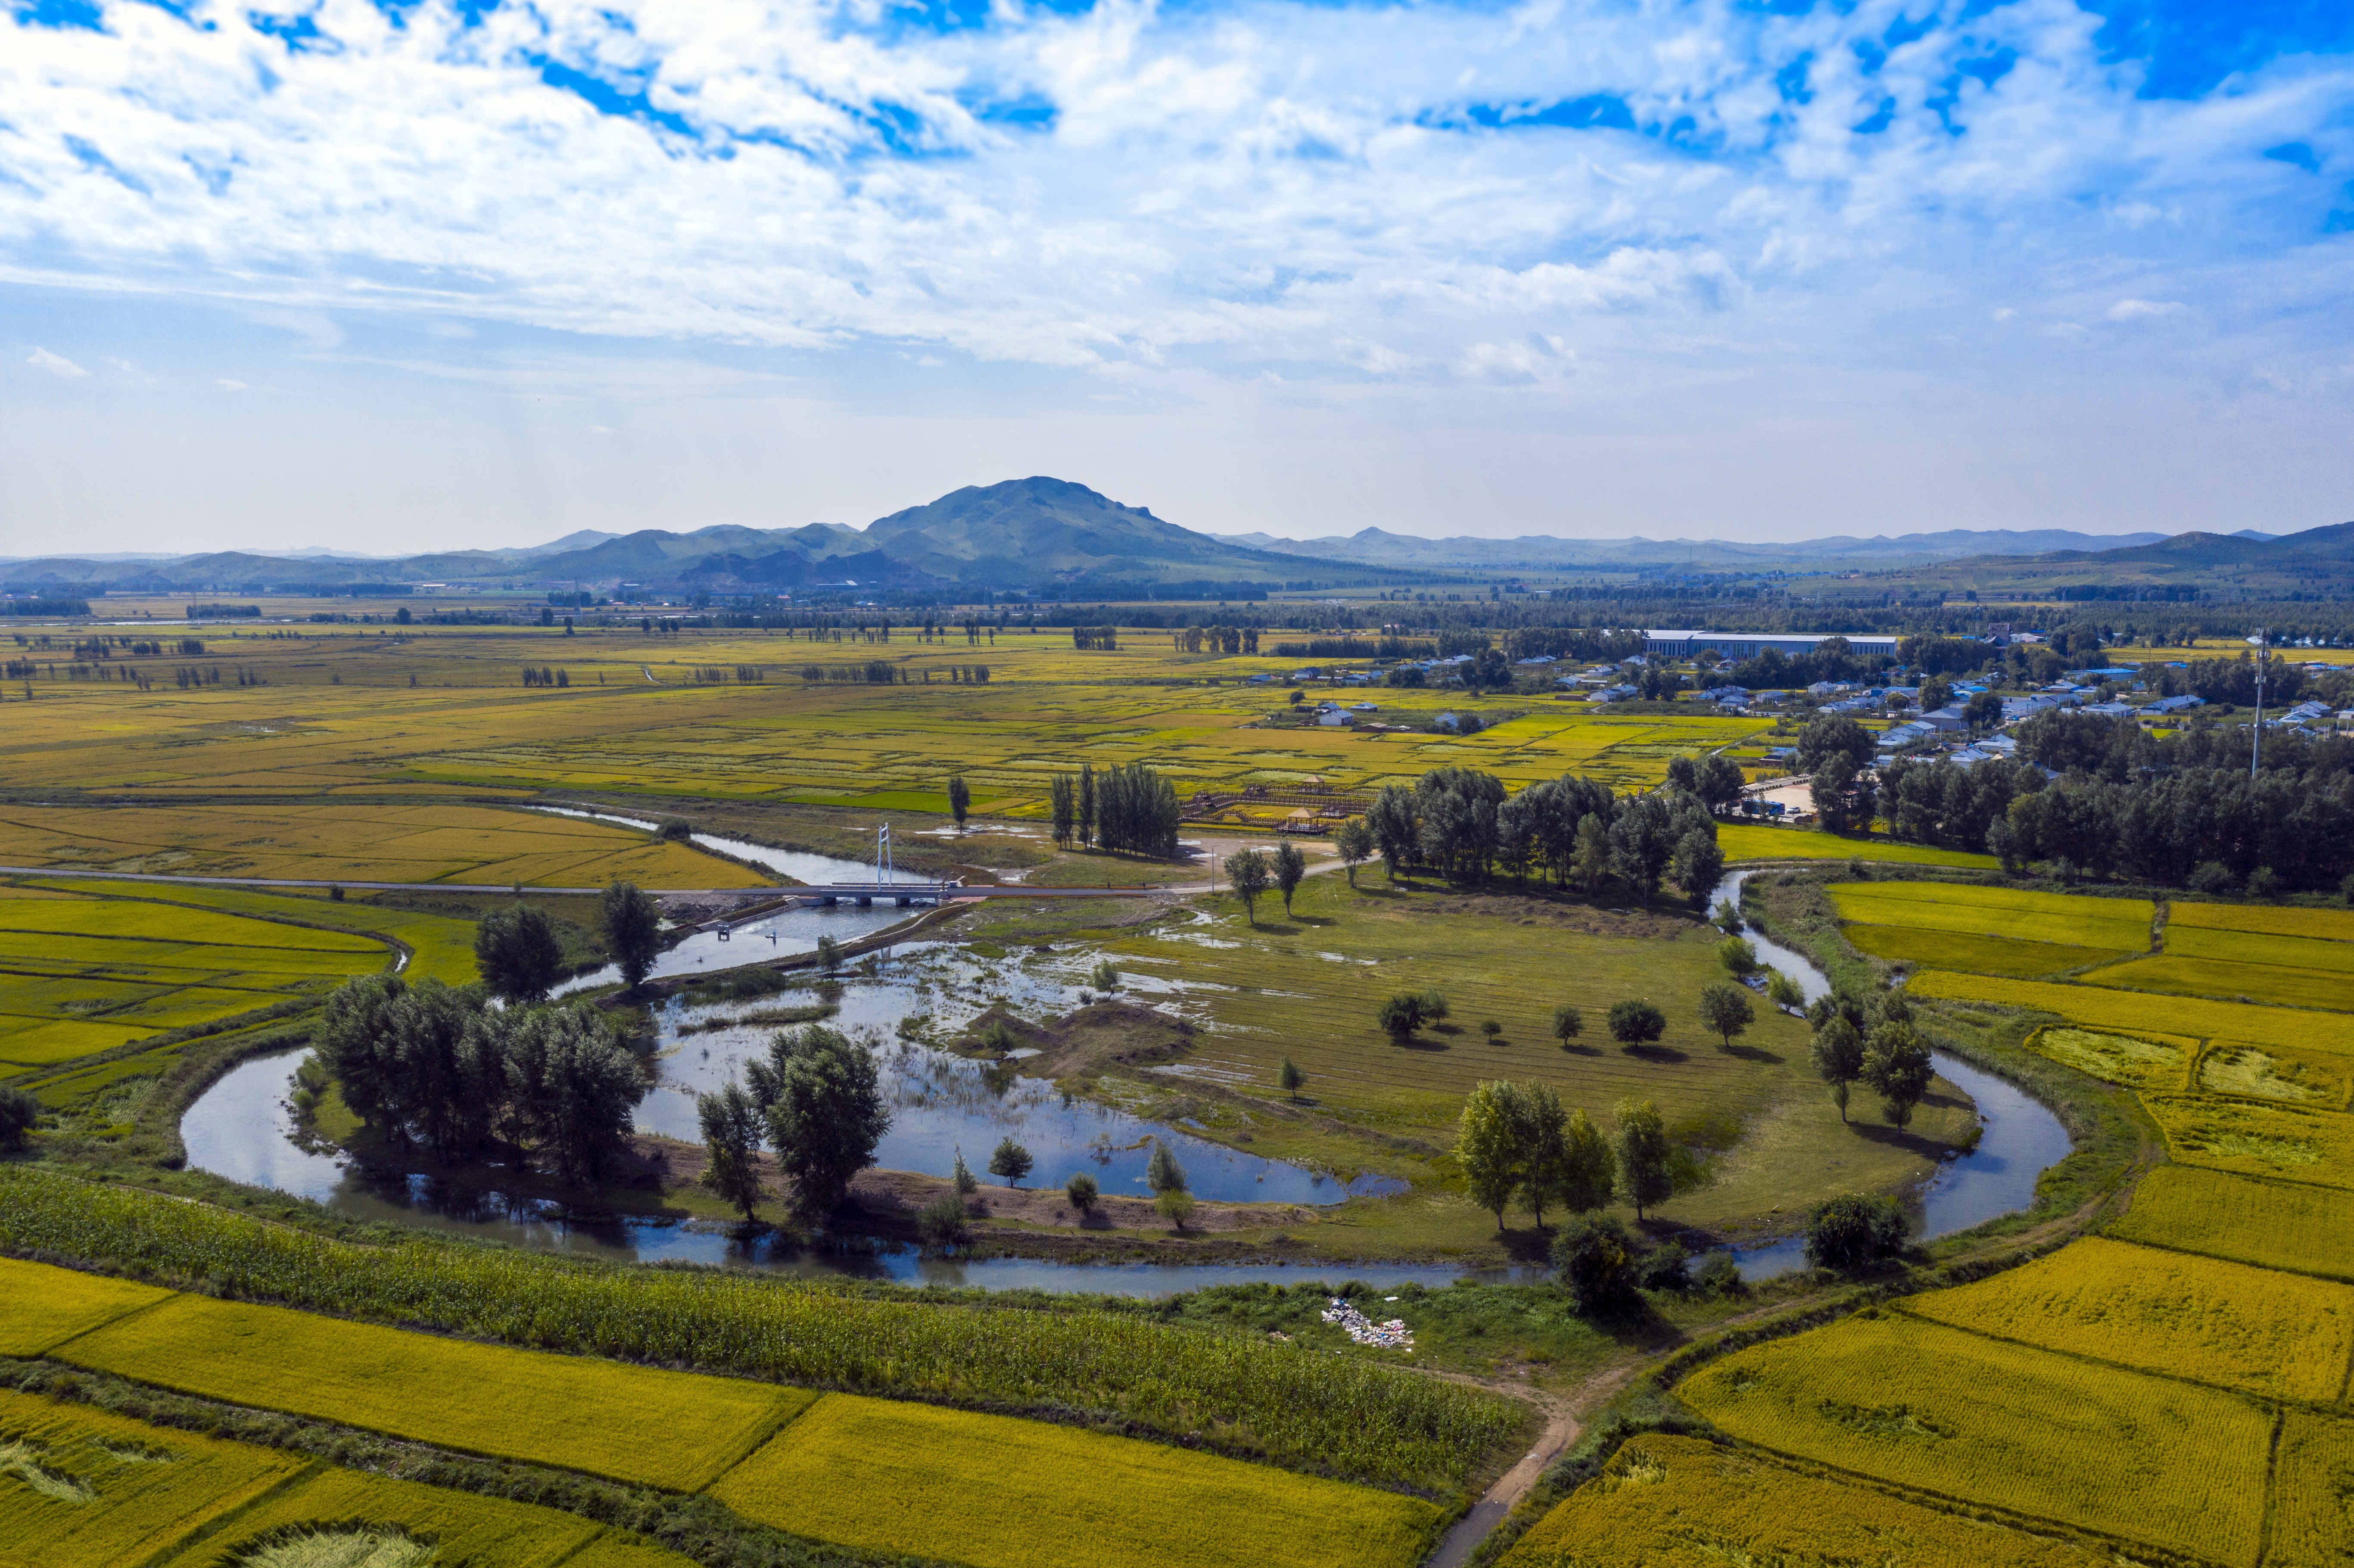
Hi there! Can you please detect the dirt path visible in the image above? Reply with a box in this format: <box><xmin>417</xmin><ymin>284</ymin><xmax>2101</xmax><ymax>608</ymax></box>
<box><xmin>1422</xmin><ymin>1367</ymin><xmax>1632</xmax><ymax>1568</ymax></box>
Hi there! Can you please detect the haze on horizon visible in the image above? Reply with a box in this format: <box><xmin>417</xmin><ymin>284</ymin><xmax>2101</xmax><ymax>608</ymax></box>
<box><xmin>2</xmin><ymin>0</ymin><xmax>2350</xmax><ymax>557</ymax></box>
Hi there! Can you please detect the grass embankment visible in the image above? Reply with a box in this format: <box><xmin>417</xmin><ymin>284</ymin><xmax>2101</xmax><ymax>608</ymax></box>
<box><xmin>0</xmin><ymin>1170</ymin><xmax>1523</xmax><ymax>1497</ymax></box>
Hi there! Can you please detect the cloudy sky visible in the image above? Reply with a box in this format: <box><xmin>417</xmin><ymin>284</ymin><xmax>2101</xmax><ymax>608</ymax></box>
<box><xmin>2</xmin><ymin>0</ymin><xmax>2350</xmax><ymax>552</ymax></box>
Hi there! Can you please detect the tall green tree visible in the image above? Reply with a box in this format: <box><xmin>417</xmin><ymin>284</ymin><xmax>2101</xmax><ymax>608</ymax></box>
<box><xmin>1810</xmin><ymin>1015</ymin><xmax>1865</xmax><ymax>1123</ymax></box>
<box><xmin>1049</xmin><ymin>774</ymin><xmax>1077</xmax><ymax>848</ymax></box>
<box><xmin>1613</xmin><ymin>1098</ymin><xmax>1674</xmax><ymax>1221</ymax></box>
<box><xmin>1571</xmin><ymin>813</ymin><xmax>1613</xmax><ymax>895</ymax></box>
<box><xmin>1558</xmin><ymin>1108</ymin><xmax>1617</xmax><ymax>1215</ymax></box>
<box><xmin>1366</xmin><ymin>785</ymin><xmax>1419</xmax><ymax>884</ymax></box>
<box><xmin>1671</xmin><ymin>829</ymin><xmax>1724</xmax><ymax>908</ymax></box>
<box><xmin>747</xmin><ymin>1025</ymin><xmax>891</xmax><ymax>1215</ymax></box>
<box><xmin>1377</xmin><ymin>992</ymin><xmax>1426</xmax><ymax>1042</ymax></box>
<box><xmin>1457</xmin><ymin>1080</ymin><xmax>1529</xmax><ymax>1229</ymax></box>
<box><xmin>696</xmin><ymin>1081</ymin><xmax>767</xmax><ymax>1220</ymax></box>
<box><xmin>475</xmin><ymin>905</ymin><xmax>564</xmax><ymax>1004</ymax></box>
<box><xmin>1272</xmin><ymin>840</ymin><xmax>1307</xmax><ymax>917</ymax></box>
<box><xmin>1224</xmin><ymin>847</ymin><xmax>1270</xmax><ymax>925</ymax></box>
<box><xmin>1862</xmin><ymin>1019</ymin><xmax>1935</xmax><ymax>1128</ymax></box>
<box><xmin>1551</xmin><ymin>1004</ymin><xmax>1582</xmax><ymax>1050</ymax></box>
<box><xmin>1698</xmin><ymin>983</ymin><xmax>1756</xmax><ymax>1049</ymax></box>
<box><xmin>1607</xmin><ymin>999</ymin><xmax>1666</xmax><ymax>1048</ymax></box>
<box><xmin>1077</xmin><ymin>763</ymin><xmax>1096</xmax><ymax>846</ymax></box>
<box><xmin>1146</xmin><ymin>1138</ymin><xmax>1188</xmax><ymax>1196</ymax></box>
<box><xmin>988</xmin><ymin>1136</ymin><xmax>1034</xmax><ymax>1188</ymax></box>
<box><xmin>601</xmin><ymin>880</ymin><xmax>662</xmax><ymax>992</ymax></box>
<box><xmin>0</xmin><ymin>1086</ymin><xmax>37</xmax><ymax>1151</ymax></box>
<box><xmin>947</xmin><ymin>775</ymin><xmax>971</xmax><ymax>833</ymax></box>
<box><xmin>1332</xmin><ymin>817</ymin><xmax>1373</xmax><ymax>885</ymax></box>
<box><xmin>1516</xmin><ymin>1083</ymin><xmax>1570</xmax><ymax>1227</ymax></box>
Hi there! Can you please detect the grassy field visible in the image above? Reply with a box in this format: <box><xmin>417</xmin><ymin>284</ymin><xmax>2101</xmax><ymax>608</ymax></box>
<box><xmin>1678</xmin><ymin>1313</ymin><xmax>2274</xmax><ymax>1565</ymax></box>
<box><xmin>1843</xmin><ymin>924</ymin><xmax>2126</xmax><ymax>977</ymax></box>
<box><xmin>151</xmin><ymin>1465</ymin><xmax>614</xmax><ymax>1568</ymax></box>
<box><xmin>2168</xmin><ymin>901</ymin><xmax>2354</xmax><ymax>943</ymax></box>
<box><xmin>1826</xmin><ymin>881</ymin><xmax>2155</xmax><ymax>949</ymax></box>
<box><xmin>1911</xmin><ymin>972</ymin><xmax>2354</xmax><ymax>1056</ymax></box>
<box><xmin>2269</xmin><ymin>1412</ymin><xmax>2354</xmax><ymax>1568</ymax></box>
<box><xmin>1716</xmin><ymin>823</ymin><xmax>1999</xmax><ymax>868</ymax></box>
<box><xmin>0</xmin><ymin>1387</ymin><xmax>311</xmax><ymax>1568</ymax></box>
<box><xmin>1499</xmin><ymin>1433</ymin><xmax>2115</xmax><ymax>1568</ymax></box>
<box><xmin>1084</xmin><ymin>871</ymin><xmax>1972</xmax><ymax>1235</ymax></box>
<box><xmin>2108</xmin><ymin>1165</ymin><xmax>2354</xmax><ymax>1284</ymax></box>
<box><xmin>55</xmin><ymin>1288</ymin><xmax>806</xmax><ymax>1491</ymax></box>
<box><xmin>1897</xmin><ymin>1236</ymin><xmax>2354</xmax><ymax>1403</ymax></box>
<box><xmin>0</xmin><ymin>801</ymin><xmax>760</xmax><ymax>888</ymax></box>
<box><xmin>2139</xmin><ymin>1095</ymin><xmax>2354</xmax><ymax>1189</ymax></box>
<box><xmin>2024</xmin><ymin>1026</ymin><xmax>2194</xmax><ymax>1092</ymax></box>
<box><xmin>0</xmin><ymin>1255</ymin><xmax>169</xmax><ymax>1356</ymax></box>
<box><xmin>709</xmin><ymin>1393</ymin><xmax>1442</xmax><ymax>1568</ymax></box>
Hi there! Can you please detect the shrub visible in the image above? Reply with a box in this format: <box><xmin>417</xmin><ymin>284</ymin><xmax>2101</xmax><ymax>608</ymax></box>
<box><xmin>2187</xmin><ymin>861</ymin><xmax>2236</xmax><ymax>896</ymax></box>
<box><xmin>916</xmin><ymin>1194</ymin><xmax>969</xmax><ymax>1246</ymax></box>
<box><xmin>2246</xmin><ymin>866</ymin><xmax>2282</xmax><ymax>900</ymax></box>
<box><xmin>0</xmin><ymin>1088</ymin><xmax>37</xmax><ymax>1152</ymax></box>
<box><xmin>1694</xmin><ymin>1248</ymin><xmax>1744</xmax><ymax>1297</ymax></box>
<box><xmin>1156</xmin><ymin>1188</ymin><xmax>1196</xmax><ymax>1230</ymax></box>
<box><xmin>1803</xmin><ymin>1193</ymin><xmax>1908</xmax><ymax>1271</ymax></box>
<box><xmin>1554</xmin><ymin>1215</ymin><xmax>1638</xmax><ymax>1316</ymax></box>
<box><xmin>1065</xmin><ymin>1172</ymin><xmax>1099</xmax><ymax>1212</ymax></box>
<box><xmin>1639</xmin><ymin>1241</ymin><xmax>1691</xmax><ymax>1293</ymax></box>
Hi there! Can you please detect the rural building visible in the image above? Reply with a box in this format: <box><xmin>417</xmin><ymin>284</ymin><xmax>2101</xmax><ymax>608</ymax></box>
<box><xmin>1641</xmin><ymin>629</ymin><xmax>1903</xmax><ymax>660</ymax></box>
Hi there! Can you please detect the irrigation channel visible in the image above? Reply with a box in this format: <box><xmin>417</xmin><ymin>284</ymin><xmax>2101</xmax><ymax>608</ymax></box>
<box><xmin>177</xmin><ymin>849</ymin><xmax>2068</xmax><ymax>1297</ymax></box>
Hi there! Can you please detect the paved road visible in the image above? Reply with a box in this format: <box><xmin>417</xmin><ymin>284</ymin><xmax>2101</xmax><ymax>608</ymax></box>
<box><xmin>0</xmin><ymin>865</ymin><xmax>1158</xmax><ymax>899</ymax></box>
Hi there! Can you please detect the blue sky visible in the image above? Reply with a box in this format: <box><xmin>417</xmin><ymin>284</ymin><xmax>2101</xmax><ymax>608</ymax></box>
<box><xmin>1</xmin><ymin>0</ymin><xmax>2350</xmax><ymax>551</ymax></box>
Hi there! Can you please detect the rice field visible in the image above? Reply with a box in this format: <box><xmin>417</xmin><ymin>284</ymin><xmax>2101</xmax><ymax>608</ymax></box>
<box><xmin>2139</xmin><ymin>1095</ymin><xmax>2354</xmax><ymax>1190</ymax></box>
<box><xmin>1909</xmin><ymin>973</ymin><xmax>2354</xmax><ymax>1057</ymax></box>
<box><xmin>2268</xmin><ymin>1412</ymin><xmax>2354</xmax><ymax>1568</ymax></box>
<box><xmin>1716</xmin><ymin>824</ymin><xmax>1999</xmax><ymax>868</ymax></box>
<box><xmin>2166</xmin><ymin>922</ymin><xmax>2354</xmax><ymax>975</ymax></box>
<box><xmin>2198</xmin><ymin>1042</ymin><xmax>2353</xmax><ymax>1108</ymax></box>
<box><xmin>2099</xmin><ymin>952</ymin><xmax>2354</xmax><ymax>1012</ymax></box>
<box><xmin>708</xmin><ymin>1393</ymin><xmax>1442</xmax><ymax>1568</ymax></box>
<box><xmin>55</xmin><ymin>1289</ymin><xmax>809</xmax><ymax>1491</ymax></box>
<box><xmin>2024</xmin><ymin>1026</ymin><xmax>2194</xmax><ymax>1092</ymax></box>
<box><xmin>1897</xmin><ymin>1237</ymin><xmax>2354</xmax><ymax>1404</ymax></box>
<box><xmin>0</xmin><ymin>801</ymin><xmax>760</xmax><ymax>888</ymax></box>
<box><xmin>2168</xmin><ymin>901</ymin><xmax>2354</xmax><ymax>945</ymax></box>
<box><xmin>1825</xmin><ymin>882</ymin><xmax>2155</xmax><ymax>950</ymax></box>
<box><xmin>1499</xmin><ymin>1434</ymin><xmax>2114</xmax><ymax>1568</ymax></box>
<box><xmin>0</xmin><ymin>1255</ymin><xmax>170</xmax><ymax>1356</ymax></box>
<box><xmin>1843</xmin><ymin>924</ymin><xmax>2125</xmax><ymax>978</ymax></box>
<box><xmin>151</xmin><ymin>1466</ymin><xmax>613</xmax><ymax>1568</ymax></box>
<box><xmin>1678</xmin><ymin>1313</ymin><xmax>2273</xmax><ymax>1565</ymax></box>
<box><xmin>2108</xmin><ymin>1166</ymin><xmax>2354</xmax><ymax>1283</ymax></box>
<box><xmin>0</xmin><ymin>1169</ymin><xmax>1520</xmax><ymax>1494</ymax></box>
<box><xmin>0</xmin><ymin>1388</ymin><xmax>311</xmax><ymax>1568</ymax></box>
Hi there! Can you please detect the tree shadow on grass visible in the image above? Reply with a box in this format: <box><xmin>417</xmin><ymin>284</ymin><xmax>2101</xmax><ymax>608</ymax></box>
<box><xmin>1846</xmin><ymin>1120</ymin><xmax>1955</xmax><ymax>1158</ymax></box>
<box><xmin>1394</xmin><ymin>1034</ymin><xmax>1452</xmax><ymax>1052</ymax></box>
<box><xmin>1722</xmin><ymin>1043</ymin><xmax>1784</xmax><ymax>1064</ymax></box>
<box><xmin>1620</xmin><ymin>1043</ymin><xmax>1689</xmax><ymax>1064</ymax></box>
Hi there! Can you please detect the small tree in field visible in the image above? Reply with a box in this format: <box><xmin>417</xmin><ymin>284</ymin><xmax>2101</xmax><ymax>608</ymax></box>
<box><xmin>947</xmin><ymin>775</ymin><xmax>971</xmax><ymax>833</ymax></box>
<box><xmin>1457</xmin><ymin>1080</ymin><xmax>1529</xmax><ymax>1229</ymax></box>
<box><xmin>1065</xmin><ymin>1171</ymin><xmax>1099</xmax><ymax>1212</ymax></box>
<box><xmin>1378</xmin><ymin>992</ymin><xmax>1426</xmax><ymax>1043</ymax></box>
<box><xmin>1698</xmin><ymin>983</ymin><xmax>1755</xmax><ymax>1049</ymax></box>
<box><xmin>1862</xmin><ymin>1020</ymin><xmax>1934</xmax><ymax>1129</ymax></box>
<box><xmin>1607</xmin><ymin>999</ymin><xmax>1666</xmax><ymax>1050</ymax></box>
<box><xmin>1224</xmin><ymin>848</ymin><xmax>1270</xmax><ymax>925</ymax></box>
<box><xmin>1765</xmin><ymin>969</ymin><xmax>1805</xmax><ymax>1015</ymax></box>
<box><xmin>1613</xmin><ymin>1098</ymin><xmax>1674</xmax><ymax>1221</ymax></box>
<box><xmin>1552</xmin><ymin>1005</ymin><xmax>1582</xmax><ymax>1050</ymax></box>
<box><xmin>1278</xmin><ymin>1057</ymin><xmax>1305</xmax><ymax>1100</ymax></box>
<box><xmin>1811</xmin><ymin>1015</ymin><xmax>1865</xmax><ymax>1123</ymax></box>
<box><xmin>1273</xmin><ymin>840</ymin><xmax>1307</xmax><ymax>917</ymax></box>
<box><xmin>951</xmin><ymin>1148</ymin><xmax>978</xmax><ymax>1195</ymax></box>
<box><xmin>988</xmin><ymin>1136</ymin><xmax>1034</xmax><ymax>1188</ymax></box>
<box><xmin>1157</xmin><ymin>1187</ymin><xmax>1196</xmax><ymax>1230</ymax></box>
<box><xmin>1716</xmin><ymin>936</ymin><xmax>1759</xmax><ymax>977</ymax></box>
<box><xmin>1333</xmin><ymin>818</ymin><xmax>1373</xmax><ymax>886</ymax></box>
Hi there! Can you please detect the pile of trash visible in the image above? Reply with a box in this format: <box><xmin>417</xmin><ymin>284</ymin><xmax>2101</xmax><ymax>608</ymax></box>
<box><xmin>1321</xmin><ymin>1297</ymin><xmax>1413</xmax><ymax>1349</ymax></box>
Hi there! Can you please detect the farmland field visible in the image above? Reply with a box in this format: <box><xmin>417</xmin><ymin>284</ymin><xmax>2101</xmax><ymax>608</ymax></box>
<box><xmin>2269</xmin><ymin>1412</ymin><xmax>2354</xmax><ymax>1568</ymax></box>
<box><xmin>152</xmin><ymin>1465</ymin><xmax>618</xmax><ymax>1568</ymax></box>
<box><xmin>1897</xmin><ymin>1236</ymin><xmax>2354</xmax><ymax>1403</ymax></box>
<box><xmin>2108</xmin><ymin>1166</ymin><xmax>2354</xmax><ymax>1282</ymax></box>
<box><xmin>708</xmin><ymin>1393</ymin><xmax>1442</xmax><ymax>1568</ymax></box>
<box><xmin>0</xmin><ymin>1255</ymin><xmax>171</xmax><ymax>1356</ymax></box>
<box><xmin>1716</xmin><ymin>823</ymin><xmax>1999</xmax><ymax>868</ymax></box>
<box><xmin>1842</xmin><ymin>924</ymin><xmax>2125</xmax><ymax>977</ymax></box>
<box><xmin>2165</xmin><ymin>922</ymin><xmax>2354</xmax><ymax>974</ymax></box>
<box><xmin>1825</xmin><ymin>881</ymin><xmax>2154</xmax><ymax>949</ymax></box>
<box><xmin>2168</xmin><ymin>901</ymin><xmax>2354</xmax><ymax>944</ymax></box>
<box><xmin>0</xmin><ymin>801</ymin><xmax>760</xmax><ymax>888</ymax></box>
<box><xmin>2140</xmin><ymin>1095</ymin><xmax>2354</xmax><ymax>1188</ymax></box>
<box><xmin>2024</xmin><ymin>1026</ymin><xmax>2193</xmax><ymax>1091</ymax></box>
<box><xmin>2198</xmin><ymin>1042</ymin><xmax>2353</xmax><ymax>1107</ymax></box>
<box><xmin>55</xmin><ymin>1288</ymin><xmax>808</xmax><ymax>1491</ymax></box>
<box><xmin>1678</xmin><ymin>1313</ymin><xmax>2273</xmax><ymax>1565</ymax></box>
<box><xmin>1499</xmin><ymin>1433</ymin><xmax>2114</xmax><ymax>1568</ymax></box>
<box><xmin>1908</xmin><ymin>972</ymin><xmax>2354</xmax><ymax>1056</ymax></box>
<box><xmin>0</xmin><ymin>1387</ymin><xmax>311</xmax><ymax>1568</ymax></box>
<box><xmin>2096</xmin><ymin>952</ymin><xmax>2354</xmax><ymax>1011</ymax></box>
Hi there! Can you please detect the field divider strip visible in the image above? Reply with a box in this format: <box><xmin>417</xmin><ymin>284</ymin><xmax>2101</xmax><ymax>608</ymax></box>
<box><xmin>694</xmin><ymin>1388</ymin><xmax>831</xmax><ymax>1495</ymax></box>
<box><xmin>125</xmin><ymin>1453</ymin><xmax>329</xmax><ymax>1568</ymax></box>
<box><xmin>2254</xmin><ymin>1407</ymin><xmax>2284</xmax><ymax>1568</ymax></box>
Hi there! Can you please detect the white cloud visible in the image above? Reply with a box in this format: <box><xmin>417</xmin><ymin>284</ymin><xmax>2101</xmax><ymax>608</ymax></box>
<box><xmin>25</xmin><ymin>347</ymin><xmax>88</xmax><ymax>380</ymax></box>
<box><xmin>216</xmin><ymin>377</ymin><xmax>249</xmax><ymax>389</ymax></box>
<box><xmin>2108</xmin><ymin>299</ymin><xmax>2186</xmax><ymax>321</ymax></box>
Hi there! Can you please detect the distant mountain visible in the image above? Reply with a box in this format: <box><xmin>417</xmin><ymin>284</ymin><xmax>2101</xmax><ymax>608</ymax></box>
<box><xmin>1214</xmin><ymin>526</ymin><xmax>2173</xmax><ymax>570</ymax></box>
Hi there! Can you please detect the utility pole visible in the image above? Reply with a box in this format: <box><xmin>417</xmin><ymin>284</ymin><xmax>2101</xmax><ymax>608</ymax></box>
<box><xmin>2251</xmin><ymin>627</ymin><xmax>2267</xmax><ymax>779</ymax></box>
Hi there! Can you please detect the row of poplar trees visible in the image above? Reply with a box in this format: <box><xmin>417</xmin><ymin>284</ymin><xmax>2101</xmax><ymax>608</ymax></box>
<box><xmin>1454</xmin><ymin>1084</ymin><xmax>1679</xmax><ymax>1229</ymax></box>
<box><xmin>1049</xmin><ymin>761</ymin><xmax>1183</xmax><ymax>857</ymax></box>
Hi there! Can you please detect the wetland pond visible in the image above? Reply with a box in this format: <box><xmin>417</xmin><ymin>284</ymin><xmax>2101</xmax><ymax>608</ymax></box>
<box><xmin>177</xmin><ymin>861</ymin><xmax>2068</xmax><ymax>1297</ymax></box>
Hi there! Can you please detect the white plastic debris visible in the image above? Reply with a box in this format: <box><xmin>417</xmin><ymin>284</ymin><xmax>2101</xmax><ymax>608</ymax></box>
<box><xmin>1321</xmin><ymin>1297</ymin><xmax>1413</xmax><ymax>1348</ymax></box>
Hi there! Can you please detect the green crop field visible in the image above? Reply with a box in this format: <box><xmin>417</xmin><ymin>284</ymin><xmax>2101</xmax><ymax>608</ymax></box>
<box><xmin>2094</xmin><ymin>953</ymin><xmax>2354</xmax><ymax>1011</ymax></box>
<box><xmin>2140</xmin><ymin>1095</ymin><xmax>2354</xmax><ymax>1189</ymax></box>
<box><xmin>2109</xmin><ymin>1166</ymin><xmax>2354</xmax><ymax>1283</ymax></box>
<box><xmin>2198</xmin><ymin>1043</ymin><xmax>2353</xmax><ymax>1108</ymax></box>
<box><xmin>153</xmin><ymin>1465</ymin><xmax>613</xmax><ymax>1568</ymax></box>
<box><xmin>55</xmin><ymin>1288</ymin><xmax>806</xmax><ymax>1491</ymax></box>
<box><xmin>2169</xmin><ymin>901</ymin><xmax>2354</xmax><ymax>945</ymax></box>
<box><xmin>1678</xmin><ymin>1313</ymin><xmax>2273</xmax><ymax>1565</ymax></box>
<box><xmin>709</xmin><ymin>1393</ymin><xmax>1442</xmax><ymax>1568</ymax></box>
<box><xmin>1716</xmin><ymin>824</ymin><xmax>1999</xmax><ymax>868</ymax></box>
<box><xmin>1898</xmin><ymin>1236</ymin><xmax>2354</xmax><ymax>1403</ymax></box>
<box><xmin>1843</xmin><ymin>924</ymin><xmax>2125</xmax><ymax>977</ymax></box>
<box><xmin>0</xmin><ymin>1256</ymin><xmax>170</xmax><ymax>1356</ymax></box>
<box><xmin>2268</xmin><ymin>1412</ymin><xmax>2354</xmax><ymax>1568</ymax></box>
<box><xmin>0</xmin><ymin>1387</ymin><xmax>311</xmax><ymax>1568</ymax></box>
<box><xmin>1911</xmin><ymin>972</ymin><xmax>2354</xmax><ymax>1057</ymax></box>
<box><xmin>2166</xmin><ymin>923</ymin><xmax>2354</xmax><ymax>974</ymax></box>
<box><xmin>1826</xmin><ymin>881</ymin><xmax>2154</xmax><ymax>949</ymax></box>
<box><xmin>2025</xmin><ymin>1026</ymin><xmax>2195</xmax><ymax>1091</ymax></box>
<box><xmin>1499</xmin><ymin>1434</ymin><xmax>2114</xmax><ymax>1568</ymax></box>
